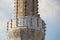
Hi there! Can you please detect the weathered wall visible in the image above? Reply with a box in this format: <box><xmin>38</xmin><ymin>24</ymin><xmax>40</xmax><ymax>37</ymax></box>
<box><xmin>7</xmin><ymin>16</ymin><xmax>46</xmax><ymax>40</ymax></box>
<box><xmin>8</xmin><ymin>28</ymin><xmax>21</xmax><ymax>40</ymax></box>
<box><xmin>7</xmin><ymin>0</ymin><xmax>46</xmax><ymax>40</ymax></box>
<box><xmin>14</xmin><ymin>0</ymin><xmax>38</xmax><ymax>17</ymax></box>
<box><xmin>8</xmin><ymin>28</ymin><xmax>44</xmax><ymax>40</ymax></box>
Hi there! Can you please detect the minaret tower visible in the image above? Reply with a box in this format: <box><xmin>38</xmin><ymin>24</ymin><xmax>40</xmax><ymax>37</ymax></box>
<box><xmin>14</xmin><ymin>0</ymin><xmax>38</xmax><ymax>16</ymax></box>
<box><xmin>7</xmin><ymin>0</ymin><xmax>46</xmax><ymax>40</ymax></box>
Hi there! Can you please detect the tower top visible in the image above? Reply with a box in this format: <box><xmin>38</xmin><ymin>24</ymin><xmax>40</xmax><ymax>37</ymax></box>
<box><xmin>14</xmin><ymin>0</ymin><xmax>38</xmax><ymax>18</ymax></box>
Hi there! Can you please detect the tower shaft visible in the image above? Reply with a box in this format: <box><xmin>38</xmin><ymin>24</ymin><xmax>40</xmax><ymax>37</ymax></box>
<box><xmin>14</xmin><ymin>0</ymin><xmax>38</xmax><ymax>17</ymax></box>
<box><xmin>7</xmin><ymin>0</ymin><xmax>46</xmax><ymax>40</ymax></box>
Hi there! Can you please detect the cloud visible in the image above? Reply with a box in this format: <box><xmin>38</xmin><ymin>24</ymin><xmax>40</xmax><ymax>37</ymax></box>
<box><xmin>38</xmin><ymin>0</ymin><xmax>60</xmax><ymax>40</ymax></box>
<box><xmin>0</xmin><ymin>11</ymin><xmax>8</xmax><ymax>40</ymax></box>
<box><xmin>0</xmin><ymin>0</ymin><xmax>14</xmax><ymax>40</ymax></box>
<box><xmin>0</xmin><ymin>0</ymin><xmax>14</xmax><ymax>29</ymax></box>
<box><xmin>0</xmin><ymin>0</ymin><xmax>14</xmax><ymax>9</ymax></box>
<box><xmin>0</xmin><ymin>0</ymin><xmax>14</xmax><ymax>19</ymax></box>
<box><xmin>0</xmin><ymin>11</ymin><xmax>7</xmax><ymax>29</ymax></box>
<box><xmin>38</xmin><ymin>0</ymin><xmax>60</xmax><ymax>20</ymax></box>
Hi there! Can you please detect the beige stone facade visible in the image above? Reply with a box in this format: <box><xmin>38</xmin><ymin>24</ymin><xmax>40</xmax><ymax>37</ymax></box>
<box><xmin>7</xmin><ymin>0</ymin><xmax>46</xmax><ymax>40</ymax></box>
<box><xmin>14</xmin><ymin>0</ymin><xmax>38</xmax><ymax>16</ymax></box>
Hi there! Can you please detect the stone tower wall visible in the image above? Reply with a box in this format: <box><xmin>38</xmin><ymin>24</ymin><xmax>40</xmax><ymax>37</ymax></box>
<box><xmin>14</xmin><ymin>0</ymin><xmax>38</xmax><ymax>17</ymax></box>
<box><xmin>7</xmin><ymin>16</ymin><xmax>46</xmax><ymax>40</ymax></box>
<box><xmin>7</xmin><ymin>0</ymin><xmax>46</xmax><ymax>40</ymax></box>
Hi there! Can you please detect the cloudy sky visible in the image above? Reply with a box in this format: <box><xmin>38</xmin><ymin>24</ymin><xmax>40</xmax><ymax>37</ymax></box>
<box><xmin>0</xmin><ymin>0</ymin><xmax>60</xmax><ymax>40</ymax></box>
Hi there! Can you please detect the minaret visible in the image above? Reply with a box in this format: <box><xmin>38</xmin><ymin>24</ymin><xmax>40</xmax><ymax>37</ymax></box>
<box><xmin>7</xmin><ymin>0</ymin><xmax>46</xmax><ymax>40</ymax></box>
<box><xmin>14</xmin><ymin>0</ymin><xmax>38</xmax><ymax>16</ymax></box>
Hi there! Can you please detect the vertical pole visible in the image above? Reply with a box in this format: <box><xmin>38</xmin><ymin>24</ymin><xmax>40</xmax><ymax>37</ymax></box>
<box><xmin>16</xmin><ymin>0</ymin><xmax>18</xmax><ymax>27</ymax></box>
<box><xmin>11</xmin><ymin>19</ymin><xmax>12</xmax><ymax>28</ymax></box>
<box><xmin>33</xmin><ymin>0</ymin><xmax>34</xmax><ymax>16</ymax></box>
